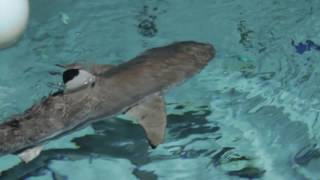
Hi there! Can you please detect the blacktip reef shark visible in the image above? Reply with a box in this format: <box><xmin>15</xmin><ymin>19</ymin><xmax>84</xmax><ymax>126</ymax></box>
<box><xmin>0</xmin><ymin>41</ymin><xmax>215</xmax><ymax>163</ymax></box>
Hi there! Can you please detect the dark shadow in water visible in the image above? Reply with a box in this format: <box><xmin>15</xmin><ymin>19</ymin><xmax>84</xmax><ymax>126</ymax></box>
<box><xmin>0</xmin><ymin>104</ymin><xmax>261</xmax><ymax>180</ymax></box>
<box><xmin>0</xmin><ymin>118</ymin><xmax>152</xmax><ymax>180</ymax></box>
<box><xmin>136</xmin><ymin>2</ymin><xmax>164</xmax><ymax>38</ymax></box>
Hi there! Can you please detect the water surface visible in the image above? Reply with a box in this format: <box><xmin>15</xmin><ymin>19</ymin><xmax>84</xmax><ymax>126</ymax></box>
<box><xmin>1</xmin><ymin>0</ymin><xmax>320</xmax><ymax>179</ymax></box>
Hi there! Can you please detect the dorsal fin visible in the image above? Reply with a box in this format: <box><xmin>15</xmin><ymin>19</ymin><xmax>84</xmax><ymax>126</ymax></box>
<box><xmin>63</xmin><ymin>69</ymin><xmax>96</xmax><ymax>93</ymax></box>
<box><xmin>125</xmin><ymin>94</ymin><xmax>167</xmax><ymax>148</ymax></box>
<box><xmin>56</xmin><ymin>63</ymin><xmax>115</xmax><ymax>94</ymax></box>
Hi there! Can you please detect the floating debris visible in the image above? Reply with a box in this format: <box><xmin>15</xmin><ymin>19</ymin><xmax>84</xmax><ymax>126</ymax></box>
<box><xmin>60</xmin><ymin>13</ymin><xmax>70</xmax><ymax>25</ymax></box>
<box><xmin>291</xmin><ymin>40</ymin><xmax>320</xmax><ymax>55</ymax></box>
<box><xmin>238</xmin><ymin>20</ymin><xmax>254</xmax><ymax>49</ymax></box>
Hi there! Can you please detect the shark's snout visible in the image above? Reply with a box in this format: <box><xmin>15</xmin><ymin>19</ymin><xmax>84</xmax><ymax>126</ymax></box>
<box><xmin>176</xmin><ymin>41</ymin><xmax>215</xmax><ymax>64</ymax></box>
<box><xmin>193</xmin><ymin>42</ymin><xmax>215</xmax><ymax>61</ymax></box>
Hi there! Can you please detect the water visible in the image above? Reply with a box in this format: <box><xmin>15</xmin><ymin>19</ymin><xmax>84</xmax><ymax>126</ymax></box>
<box><xmin>1</xmin><ymin>0</ymin><xmax>320</xmax><ymax>179</ymax></box>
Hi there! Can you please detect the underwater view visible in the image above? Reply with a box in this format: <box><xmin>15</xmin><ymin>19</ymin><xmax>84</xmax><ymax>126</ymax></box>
<box><xmin>1</xmin><ymin>0</ymin><xmax>320</xmax><ymax>179</ymax></box>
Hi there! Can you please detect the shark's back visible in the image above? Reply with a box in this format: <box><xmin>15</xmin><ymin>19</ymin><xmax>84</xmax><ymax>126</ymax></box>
<box><xmin>93</xmin><ymin>41</ymin><xmax>215</xmax><ymax>112</ymax></box>
<box><xmin>0</xmin><ymin>41</ymin><xmax>215</xmax><ymax>154</ymax></box>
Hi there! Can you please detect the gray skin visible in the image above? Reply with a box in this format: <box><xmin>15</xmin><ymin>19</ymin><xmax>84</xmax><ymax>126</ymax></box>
<box><xmin>0</xmin><ymin>41</ymin><xmax>215</xmax><ymax>154</ymax></box>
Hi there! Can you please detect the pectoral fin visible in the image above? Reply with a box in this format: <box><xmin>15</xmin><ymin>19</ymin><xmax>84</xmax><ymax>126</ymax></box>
<box><xmin>125</xmin><ymin>94</ymin><xmax>167</xmax><ymax>148</ymax></box>
<box><xmin>18</xmin><ymin>146</ymin><xmax>43</xmax><ymax>163</ymax></box>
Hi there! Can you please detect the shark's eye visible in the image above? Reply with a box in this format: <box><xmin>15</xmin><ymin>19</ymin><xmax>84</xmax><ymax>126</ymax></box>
<box><xmin>63</xmin><ymin>69</ymin><xmax>96</xmax><ymax>92</ymax></box>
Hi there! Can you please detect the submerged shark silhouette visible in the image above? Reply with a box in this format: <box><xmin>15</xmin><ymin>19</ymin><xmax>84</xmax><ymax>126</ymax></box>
<box><xmin>0</xmin><ymin>41</ymin><xmax>215</xmax><ymax>163</ymax></box>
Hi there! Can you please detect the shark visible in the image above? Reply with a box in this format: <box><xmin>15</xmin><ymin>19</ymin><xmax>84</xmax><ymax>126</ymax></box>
<box><xmin>0</xmin><ymin>41</ymin><xmax>215</xmax><ymax>163</ymax></box>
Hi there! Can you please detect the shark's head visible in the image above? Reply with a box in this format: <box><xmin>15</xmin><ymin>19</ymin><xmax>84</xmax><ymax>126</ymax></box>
<box><xmin>63</xmin><ymin>69</ymin><xmax>96</xmax><ymax>93</ymax></box>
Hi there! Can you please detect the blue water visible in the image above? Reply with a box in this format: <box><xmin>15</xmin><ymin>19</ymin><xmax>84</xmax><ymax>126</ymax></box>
<box><xmin>1</xmin><ymin>0</ymin><xmax>320</xmax><ymax>179</ymax></box>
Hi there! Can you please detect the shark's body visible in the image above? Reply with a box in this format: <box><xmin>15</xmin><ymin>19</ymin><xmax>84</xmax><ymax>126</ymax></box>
<box><xmin>0</xmin><ymin>41</ymin><xmax>215</xmax><ymax>158</ymax></box>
